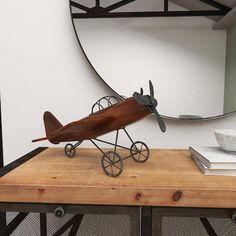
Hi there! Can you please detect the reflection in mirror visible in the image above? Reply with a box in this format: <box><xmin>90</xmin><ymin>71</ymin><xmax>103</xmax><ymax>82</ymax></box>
<box><xmin>71</xmin><ymin>0</ymin><xmax>236</xmax><ymax>119</ymax></box>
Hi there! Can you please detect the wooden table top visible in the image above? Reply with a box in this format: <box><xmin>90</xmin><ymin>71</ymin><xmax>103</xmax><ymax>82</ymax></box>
<box><xmin>0</xmin><ymin>147</ymin><xmax>236</xmax><ymax>208</ymax></box>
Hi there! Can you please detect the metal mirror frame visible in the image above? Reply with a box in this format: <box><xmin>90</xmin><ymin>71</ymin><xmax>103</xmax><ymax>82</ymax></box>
<box><xmin>69</xmin><ymin>0</ymin><xmax>236</xmax><ymax>121</ymax></box>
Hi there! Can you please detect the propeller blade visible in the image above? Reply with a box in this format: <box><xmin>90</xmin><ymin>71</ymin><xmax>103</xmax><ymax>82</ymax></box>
<box><xmin>149</xmin><ymin>80</ymin><xmax>158</xmax><ymax>107</ymax></box>
<box><xmin>149</xmin><ymin>80</ymin><xmax>154</xmax><ymax>99</ymax></box>
<box><xmin>140</xmin><ymin>87</ymin><xmax>143</xmax><ymax>95</ymax></box>
<box><xmin>152</xmin><ymin>107</ymin><xmax>166</xmax><ymax>133</ymax></box>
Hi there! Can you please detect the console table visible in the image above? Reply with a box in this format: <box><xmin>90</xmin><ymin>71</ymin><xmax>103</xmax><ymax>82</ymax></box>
<box><xmin>0</xmin><ymin>147</ymin><xmax>236</xmax><ymax>235</ymax></box>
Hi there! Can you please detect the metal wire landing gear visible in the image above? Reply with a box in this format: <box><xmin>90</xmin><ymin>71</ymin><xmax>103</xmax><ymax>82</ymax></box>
<box><xmin>91</xmin><ymin>128</ymin><xmax>150</xmax><ymax>177</ymax></box>
<box><xmin>64</xmin><ymin>141</ymin><xmax>82</xmax><ymax>158</ymax></box>
<box><xmin>63</xmin><ymin>128</ymin><xmax>149</xmax><ymax>177</ymax></box>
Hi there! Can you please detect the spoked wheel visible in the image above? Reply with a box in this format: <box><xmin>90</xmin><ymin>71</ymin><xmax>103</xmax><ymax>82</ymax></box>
<box><xmin>130</xmin><ymin>141</ymin><xmax>149</xmax><ymax>163</ymax></box>
<box><xmin>64</xmin><ymin>143</ymin><xmax>76</xmax><ymax>158</ymax></box>
<box><xmin>101</xmin><ymin>151</ymin><xmax>124</xmax><ymax>177</ymax></box>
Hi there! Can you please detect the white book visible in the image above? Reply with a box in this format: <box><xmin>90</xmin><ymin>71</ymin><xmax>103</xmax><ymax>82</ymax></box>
<box><xmin>192</xmin><ymin>156</ymin><xmax>236</xmax><ymax>176</ymax></box>
<box><xmin>189</xmin><ymin>146</ymin><xmax>236</xmax><ymax>169</ymax></box>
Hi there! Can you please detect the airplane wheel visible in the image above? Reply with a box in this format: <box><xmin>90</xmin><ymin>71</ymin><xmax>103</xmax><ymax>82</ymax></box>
<box><xmin>101</xmin><ymin>151</ymin><xmax>124</xmax><ymax>177</ymax></box>
<box><xmin>64</xmin><ymin>144</ymin><xmax>76</xmax><ymax>158</ymax></box>
<box><xmin>130</xmin><ymin>141</ymin><xmax>149</xmax><ymax>163</ymax></box>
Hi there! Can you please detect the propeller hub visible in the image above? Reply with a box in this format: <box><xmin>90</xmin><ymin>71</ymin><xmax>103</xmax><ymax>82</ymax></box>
<box><xmin>151</xmin><ymin>98</ymin><xmax>158</xmax><ymax>107</ymax></box>
<box><xmin>133</xmin><ymin>80</ymin><xmax>166</xmax><ymax>133</ymax></box>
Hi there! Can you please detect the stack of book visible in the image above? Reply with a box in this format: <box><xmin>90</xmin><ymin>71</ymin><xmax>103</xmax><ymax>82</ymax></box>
<box><xmin>189</xmin><ymin>146</ymin><xmax>236</xmax><ymax>176</ymax></box>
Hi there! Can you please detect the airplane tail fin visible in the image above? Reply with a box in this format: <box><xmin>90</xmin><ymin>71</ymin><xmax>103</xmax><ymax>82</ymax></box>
<box><xmin>43</xmin><ymin>111</ymin><xmax>63</xmax><ymax>138</ymax></box>
<box><xmin>32</xmin><ymin>111</ymin><xmax>63</xmax><ymax>143</ymax></box>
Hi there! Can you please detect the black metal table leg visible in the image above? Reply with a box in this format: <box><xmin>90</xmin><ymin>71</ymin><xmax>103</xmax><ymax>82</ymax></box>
<box><xmin>153</xmin><ymin>214</ymin><xmax>162</xmax><ymax>236</ymax></box>
<box><xmin>141</xmin><ymin>206</ymin><xmax>152</xmax><ymax>236</ymax></box>
<box><xmin>129</xmin><ymin>207</ymin><xmax>140</xmax><ymax>236</ymax></box>
<box><xmin>0</xmin><ymin>98</ymin><xmax>6</xmax><ymax>233</ymax></box>
<box><xmin>0</xmin><ymin>212</ymin><xmax>6</xmax><ymax>233</ymax></box>
<box><xmin>40</xmin><ymin>213</ymin><xmax>47</xmax><ymax>236</ymax></box>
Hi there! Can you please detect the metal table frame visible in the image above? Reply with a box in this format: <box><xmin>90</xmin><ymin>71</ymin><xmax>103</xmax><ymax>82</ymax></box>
<box><xmin>0</xmin><ymin>202</ymin><xmax>235</xmax><ymax>235</ymax></box>
<box><xmin>152</xmin><ymin>206</ymin><xmax>236</xmax><ymax>236</ymax></box>
<box><xmin>0</xmin><ymin>203</ymin><xmax>140</xmax><ymax>236</ymax></box>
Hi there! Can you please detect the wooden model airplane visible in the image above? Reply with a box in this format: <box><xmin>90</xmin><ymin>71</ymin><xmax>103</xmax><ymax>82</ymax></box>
<box><xmin>33</xmin><ymin>81</ymin><xmax>166</xmax><ymax>177</ymax></box>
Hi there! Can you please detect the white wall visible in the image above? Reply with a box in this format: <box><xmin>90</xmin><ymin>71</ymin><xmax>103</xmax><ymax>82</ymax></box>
<box><xmin>0</xmin><ymin>0</ymin><xmax>236</xmax><ymax>165</ymax></box>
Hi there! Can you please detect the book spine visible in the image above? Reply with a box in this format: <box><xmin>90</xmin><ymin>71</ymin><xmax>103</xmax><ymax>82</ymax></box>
<box><xmin>189</xmin><ymin>147</ymin><xmax>210</xmax><ymax>168</ymax></box>
<box><xmin>192</xmin><ymin>156</ymin><xmax>205</xmax><ymax>174</ymax></box>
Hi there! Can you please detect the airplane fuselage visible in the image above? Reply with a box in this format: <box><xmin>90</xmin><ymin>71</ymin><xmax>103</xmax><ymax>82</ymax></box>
<box><xmin>48</xmin><ymin>97</ymin><xmax>151</xmax><ymax>143</ymax></box>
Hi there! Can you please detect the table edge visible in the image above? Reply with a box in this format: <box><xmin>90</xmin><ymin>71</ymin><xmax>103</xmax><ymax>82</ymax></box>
<box><xmin>0</xmin><ymin>147</ymin><xmax>48</xmax><ymax>177</ymax></box>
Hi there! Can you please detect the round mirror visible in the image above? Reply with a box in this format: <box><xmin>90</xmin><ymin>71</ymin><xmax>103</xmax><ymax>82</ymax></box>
<box><xmin>70</xmin><ymin>0</ymin><xmax>236</xmax><ymax>119</ymax></box>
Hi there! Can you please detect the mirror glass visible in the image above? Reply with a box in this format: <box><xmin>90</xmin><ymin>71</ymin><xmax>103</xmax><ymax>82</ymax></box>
<box><xmin>71</xmin><ymin>0</ymin><xmax>236</xmax><ymax>119</ymax></box>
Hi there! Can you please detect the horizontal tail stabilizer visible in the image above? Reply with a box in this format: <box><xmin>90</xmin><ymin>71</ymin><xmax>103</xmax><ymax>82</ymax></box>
<box><xmin>32</xmin><ymin>137</ymin><xmax>48</xmax><ymax>143</ymax></box>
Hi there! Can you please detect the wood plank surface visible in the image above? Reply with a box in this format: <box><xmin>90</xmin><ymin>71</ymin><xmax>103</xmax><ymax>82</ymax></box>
<box><xmin>0</xmin><ymin>148</ymin><xmax>236</xmax><ymax>208</ymax></box>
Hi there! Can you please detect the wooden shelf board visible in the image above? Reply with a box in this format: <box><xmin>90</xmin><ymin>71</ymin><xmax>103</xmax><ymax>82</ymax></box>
<box><xmin>0</xmin><ymin>148</ymin><xmax>236</xmax><ymax>208</ymax></box>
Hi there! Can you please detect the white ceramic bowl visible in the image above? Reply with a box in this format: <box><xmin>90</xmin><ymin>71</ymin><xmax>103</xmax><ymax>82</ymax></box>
<box><xmin>214</xmin><ymin>129</ymin><xmax>236</xmax><ymax>153</ymax></box>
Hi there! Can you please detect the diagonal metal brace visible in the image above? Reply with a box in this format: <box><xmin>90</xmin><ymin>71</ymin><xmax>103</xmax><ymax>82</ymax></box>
<box><xmin>200</xmin><ymin>218</ymin><xmax>218</xmax><ymax>236</ymax></box>
<box><xmin>70</xmin><ymin>1</ymin><xmax>93</xmax><ymax>13</ymax></box>
<box><xmin>0</xmin><ymin>212</ymin><xmax>29</xmax><ymax>236</ymax></box>
<box><xmin>68</xmin><ymin>214</ymin><xmax>84</xmax><ymax>236</ymax></box>
<box><xmin>53</xmin><ymin>214</ymin><xmax>84</xmax><ymax>236</ymax></box>
<box><xmin>199</xmin><ymin>0</ymin><xmax>231</xmax><ymax>13</ymax></box>
<box><xmin>103</xmin><ymin>0</ymin><xmax>135</xmax><ymax>13</ymax></box>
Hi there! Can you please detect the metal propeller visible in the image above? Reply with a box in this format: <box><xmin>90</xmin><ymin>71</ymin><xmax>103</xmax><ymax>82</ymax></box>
<box><xmin>133</xmin><ymin>80</ymin><xmax>166</xmax><ymax>133</ymax></box>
